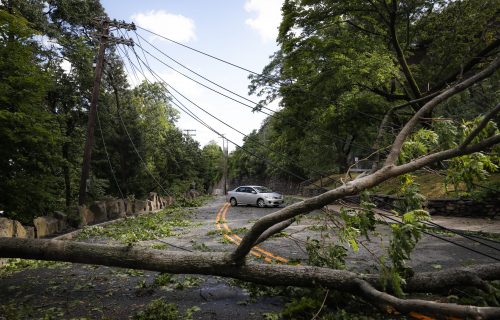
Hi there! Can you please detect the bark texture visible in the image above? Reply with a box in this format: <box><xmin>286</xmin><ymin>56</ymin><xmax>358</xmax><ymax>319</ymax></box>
<box><xmin>1</xmin><ymin>238</ymin><xmax>500</xmax><ymax>319</ymax></box>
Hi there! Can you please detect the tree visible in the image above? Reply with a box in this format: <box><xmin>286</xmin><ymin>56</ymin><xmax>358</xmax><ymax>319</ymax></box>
<box><xmin>0</xmin><ymin>8</ymin><xmax>63</xmax><ymax>223</ymax></box>
<box><xmin>248</xmin><ymin>0</ymin><xmax>499</xmax><ymax>174</ymax></box>
<box><xmin>201</xmin><ymin>141</ymin><xmax>224</xmax><ymax>192</ymax></box>
<box><xmin>1</xmin><ymin>56</ymin><xmax>499</xmax><ymax>319</ymax></box>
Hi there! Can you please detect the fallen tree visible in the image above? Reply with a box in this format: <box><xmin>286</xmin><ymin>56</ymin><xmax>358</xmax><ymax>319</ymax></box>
<box><xmin>1</xmin><ymin>40</ymin><xmax>499</xmax><ymax>320</ymax></box>
<box><xmin>1</xmin><ymin>238</ymin><xmax>500</xmax><ymax>319</ymax></box>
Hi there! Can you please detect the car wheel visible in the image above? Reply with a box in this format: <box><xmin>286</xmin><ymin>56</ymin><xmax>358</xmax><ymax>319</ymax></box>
<box><xmin>257</xmin><ymin>199</ymin><xmax>265</xmax><ymax>208</ymax></box>
<box><xmin>230</xmin><ymin>198</ymin><xmax>238</xmax><ymax>207</ymax></box>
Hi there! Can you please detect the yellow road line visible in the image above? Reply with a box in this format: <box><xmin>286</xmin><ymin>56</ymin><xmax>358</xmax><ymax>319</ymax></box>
<box><xmin>215</xmin><ymin>202</ymin><xmax>289</xmax><ymax>264</ymax></box>
<box><xmin>221</xmin><ymin>208</ymin><xmax>289</xmax><ymax>263</ymax></box>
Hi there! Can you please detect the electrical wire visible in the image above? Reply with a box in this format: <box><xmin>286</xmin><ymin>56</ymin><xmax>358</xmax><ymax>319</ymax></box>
<box><xmin>126</xmin><ymin>31</ymin><xmax>377</xmax><ymax>155</ymax></box>
<box><xmin>96</xmin><ymin>107</ymin><xmax>125</xmax><ymax>200</ymax></box>
<box><xmin>136</xmin><ymin>25</ymin><xmax>272</xmax><ymax>80</ymax></box>
<box><xmin>118</xmin><ymin>44</ymin><xmax>313</xmax><ymax>184</ymax></box>
<box><xmin>127</xmin><ymin>39</ymin><xmax>350</xmax><ymax>182</ymax></box>
<box><xmin>105</xmin><ymin>55</ymin><xmax>174</xmax><ymax>198</ymax></box>
<box><xmin>135</xmin><ymin>25</ymin><xmax>402</xmax><ymax>126</ymax></box>
<box><xmin>117</xmin><ymin>31</ymin><xmax>500</xmax><ymax>261</ymax></box>
<box><xmin>133</xmin><ymin>30</ymin><xmax>277</xmax><ymax>115</ymax></box>
<box><xmin>373</xmin><ymin>207</ymin><xmax>500</xmax><ymax>262</ymax></box>
<box><xmin>342</xmin><ymin>197</ymin><xmax>500</xmax><ymax>259</ymax></box>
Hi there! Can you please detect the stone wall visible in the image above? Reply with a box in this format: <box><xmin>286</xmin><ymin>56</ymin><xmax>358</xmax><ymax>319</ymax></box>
<box><xmin>78</xmin><ymin>192</ymin><xmax>171</xmax><ymax>228</ymax></box>
<box><xmin>0</xmin><ymin>217</ymin><xmax>34</xmax><ymax>239</ymax></box>
<box><xmin>0</xmin><ymin>192</ymin><xmax>174</xmax><ymax>240</ymax></box>
<box><xmin>344</xmin><ymin>194</ymin><xmax>499</xmax><ymax>218</ymax></box>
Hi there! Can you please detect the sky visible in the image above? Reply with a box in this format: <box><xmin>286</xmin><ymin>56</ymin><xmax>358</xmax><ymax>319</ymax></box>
<box><xmin>100</xmin><ymin>0</ymin><xmax>284</xmax><ymax>151</ymax></box>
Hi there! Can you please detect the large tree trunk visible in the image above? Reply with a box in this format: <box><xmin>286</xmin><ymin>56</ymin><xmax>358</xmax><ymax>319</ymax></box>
<box><xmin>1</xmin><ymin>238</ymin><xmax>500</xmax><ymax>319</ymax></box>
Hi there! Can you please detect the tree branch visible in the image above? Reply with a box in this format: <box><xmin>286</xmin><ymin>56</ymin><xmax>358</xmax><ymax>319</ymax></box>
<box><xmin>1</xmin><ymin>238</ymin><xmax>500</xmax><ymax>319</ymax></box>
<box><xmin>345</xmin><ymin>20</ymin><xmax>386</xmax><ymax>38</ymax></box>
<box><xmin>354</xmin><ymin>279</ymin><xmax>500</xmax><ymax>319</ymax></box>
<box><xmin>387</xmin><ymin>2</ymin><xmax>422</xmax><ymax>100</ymax></box>
<box><xmin>253</xmin><ymin>218</ymin><xmax>295</xmax><ymax>246</ymax></box>
<box><xmin>430</xmin><ymin>39</ymin><xmax>500</xmax><ymax>93</ymax></box>
<box><xmin>384</xmin><ymin>56</ymin><xmax>500</xmax><ymax>165</ymax></box>
<box><xmin>232</xmin><ymin>132</ymin><xmax>500</xmax><ymax>263</ymax></box>
<box><xmin>356</xmin><ymin>83</ymin><xmax>409</xmax><ymax>101</ymax></box>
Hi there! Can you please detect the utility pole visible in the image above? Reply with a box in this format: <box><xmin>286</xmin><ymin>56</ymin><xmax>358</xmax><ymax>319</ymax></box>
<box><xmin>78</xmin><ymin>18</ymin><xmax>135</xmax><ymax>206</ymax></box>
<box><xmin>183</xmin><ymin>129</ymin><xmax>197</xmax><ymax>138</ymax></box>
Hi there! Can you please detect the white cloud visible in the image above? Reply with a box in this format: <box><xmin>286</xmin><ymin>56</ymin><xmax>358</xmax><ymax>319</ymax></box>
<box><xmin>244</xmin><ymin>0</ymin><xmax>283</xmax><ymax>43</ymax></box>
<box><xmin>131</xmin><ymin>10</ymin><xmax>196</xmax><ymax>43</ymax></box>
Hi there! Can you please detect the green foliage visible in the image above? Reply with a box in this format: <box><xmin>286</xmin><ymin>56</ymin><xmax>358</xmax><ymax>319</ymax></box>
<box><xmin>0</xmin><ymin>9</ymin><xmax>65</xmax><ymax>222</ymax></box>
<box><xmin>394</xmin><ymin>175</ymin><xmax>426</xmax><ymax>212</ymax></box>
<box><xmin>86</xmin><ymin>175</ymin><xmax>110</xmax><ymax>202</ymax></box>
<box><xmin>383</xmin><ymin>209</ymin><xmax>430</xmax><ymax>296</ymax></box>
<box><xmin>153</xmin><ymin>272</ymin><xmax>173</xmax><ymax>287</ymax></box>
<box><xmin>0</xmin><ymin>4</ymin><xmax>223</xmax><ymax>220</ymax></box>
<box><xmin>174</xmin><ymin>195</ymin><xmax>212</xmax><ymax>208</ymax></box>
<box><xmin>400</xmin><ymin>129</ymin><xmax>439</xmax><ymax>164</ymax></box>
<box><xmin>282</xmin><ymin>296</ymin><xmax>322</xmax><ymax>319</ymax></box>
<box><xmin>0</xmin><ymin>258</ymin><xmax>67</xmax><ymax>277</ymax></box>
<box><xmin>76</xmin><ymin>208</ymin><xmax>192</xmax><ymax>245</ymax></box>
<box><xmin>442</xmin><ymin>117</ymin><xmax>499</xmax><ymax>195</ymax></box>
<box><xmin>446</xmin><ymin>152</ymin><xmax>498</xmax><ymax>194</ymax></box>
<box><xmin>239</xmin><ymin>0</ymin><xmax>499</xmax><ymax>183</ymax></box>
<box><xmin>306</xmin><ymin>239</ymin><xmax>347</xmax><ymax>269</ymax></box>
<box><xmin>133</xmin><ymin>299</ymin><xmax>200</xmax><ymax>320</ymax></box>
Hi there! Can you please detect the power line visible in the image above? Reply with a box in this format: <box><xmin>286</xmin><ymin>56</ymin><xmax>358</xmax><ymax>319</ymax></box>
<box><xmin>124</xmin><ymin>28</ymin><xmax>496</xmax><ymax>262</ymax></box>
<box><xmin>136</xmin><ymin>25</ymin><xmax>272</xmax><ymax>80</ymax></box>
<box><xmin>105</xmin><ymin>57</ymin><xmax>174</xmax><ymax>198</ymax></box>
<box><xmin>133</xmin><ymin>30</ymin><xmax>277</xmax><ymax>115</ymax></box>
<box><xmin>126</xmin><ymin>41</ymin><xmax>352</xmax><ymax>185</ymax></box>
<box><xmin>135</xmin><ymin>25</ymin><xmax>397</xmax><ymax>126</ymax></box>
<box><xmin>127</xmin><ymin>32</ymin><xmax>376</xmax><ymax>155</ymax></box>
<box><xmin>380</xmin><ymin>197</ymin><xmax>500</xmax><ymax>252</ymax></box>
<box><xmin>119</xmin><ymin>44</ymin><xmax>312</xmax><ymax>184</ymax></box>
<box><xmin>96</xmin><ymin>108</ymin><xmax>125</xmax><ymax>200</ymax></box>
<box><xmin>370</xmin><ymin>206</ymin><xmax>500</xmax><ymax>262</ymax></box>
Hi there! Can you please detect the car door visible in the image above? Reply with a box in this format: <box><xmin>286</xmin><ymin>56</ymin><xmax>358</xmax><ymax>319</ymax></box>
<box><xmin>238</xmin><ymin>187</ymin><xmax>251</xmax><ymax>204</ymax></box>
<box><xmin>245</xmin><ymin>187</ymin><xmax>258</xmax><ymax>205</ymax></box>
<box><xmin>234</xmin><ymin>187</ymin><xmax>246</xmax><ymax>204</ymax></box>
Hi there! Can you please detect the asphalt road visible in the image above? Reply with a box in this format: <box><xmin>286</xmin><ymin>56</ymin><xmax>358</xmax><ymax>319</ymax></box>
<box><xmin>168</xmin><ymin>196</ymin><xmax>500</xmax><ymax>273</ymax></box>
<box><xmin>2</xmin><ymin>196</ymin><xmax>499</xmax><ymax>319</ymax></box>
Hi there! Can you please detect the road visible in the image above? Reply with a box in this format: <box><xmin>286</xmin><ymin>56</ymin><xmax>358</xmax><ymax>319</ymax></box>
<box><xmin>2</xmin><ymin>196</ymin><xmax>498</xmax><ymax>319</ymax></box>
<box><xmin>169</xmin><ymin>196</ymin><xmax>500</xmax><ymax>273</ymax></box>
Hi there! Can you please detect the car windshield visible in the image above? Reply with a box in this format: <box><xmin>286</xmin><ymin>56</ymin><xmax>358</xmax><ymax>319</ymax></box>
<box><xmin>253</xmin><ymin>186</ymin><xmax>273</xmax><ymax>193</ymax></box>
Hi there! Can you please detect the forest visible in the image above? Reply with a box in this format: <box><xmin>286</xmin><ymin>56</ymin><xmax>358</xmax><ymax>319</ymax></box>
<box><xmin>0</xmin><ymin>0</ymin><xmax>224</xmax><ymax>224</ymax></box>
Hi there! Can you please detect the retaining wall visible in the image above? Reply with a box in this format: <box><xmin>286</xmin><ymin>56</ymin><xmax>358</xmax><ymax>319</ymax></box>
<box><xmin>0</xmin><ymin>192</ymin><xmax>174</xmax><ymax>240</ymax></box>
<box><xmin>345</xmin><ymin>194</ymin><xmax>499</xmax><ymax>218</ymax></box>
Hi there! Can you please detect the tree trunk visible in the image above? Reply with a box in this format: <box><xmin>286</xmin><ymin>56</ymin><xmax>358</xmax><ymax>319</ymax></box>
<box><xmin>1</xmin><ymin>238</ymin><xmax>500</xmax><ymax>319</ymax></box>
<box><xmin>62</xmin><ymin>141</ymin><xmax>71</xmax><ymax>208</ymax></box>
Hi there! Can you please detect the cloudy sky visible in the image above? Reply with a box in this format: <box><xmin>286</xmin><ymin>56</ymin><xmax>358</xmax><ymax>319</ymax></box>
<box><xmin>101</xmin><ymin>0</ymin><xmax>284</xmax><ymax>150</ymax></box>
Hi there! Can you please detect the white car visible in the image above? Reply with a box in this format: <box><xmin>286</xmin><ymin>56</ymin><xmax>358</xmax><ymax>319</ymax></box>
<box><xmin>227</xmin><ymin>186</ymin><xmax>284</xmax><ymax>208</ymax></box>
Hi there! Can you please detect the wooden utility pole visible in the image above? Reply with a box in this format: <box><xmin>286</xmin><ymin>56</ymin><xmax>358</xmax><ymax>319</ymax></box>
<box><xmin>78</xmin><ymin>19</ymin><xmax>109</xmax><ymax>206</ymax></box>
<box><xmin>183</xmin><ymin>129</ymin><xmax>197</xmax><ymax>138</ymax></box>
<box><xmin>78</xmin><ymin>19</ymin><xmax>135</xmax><ymax>206</ymax></box>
